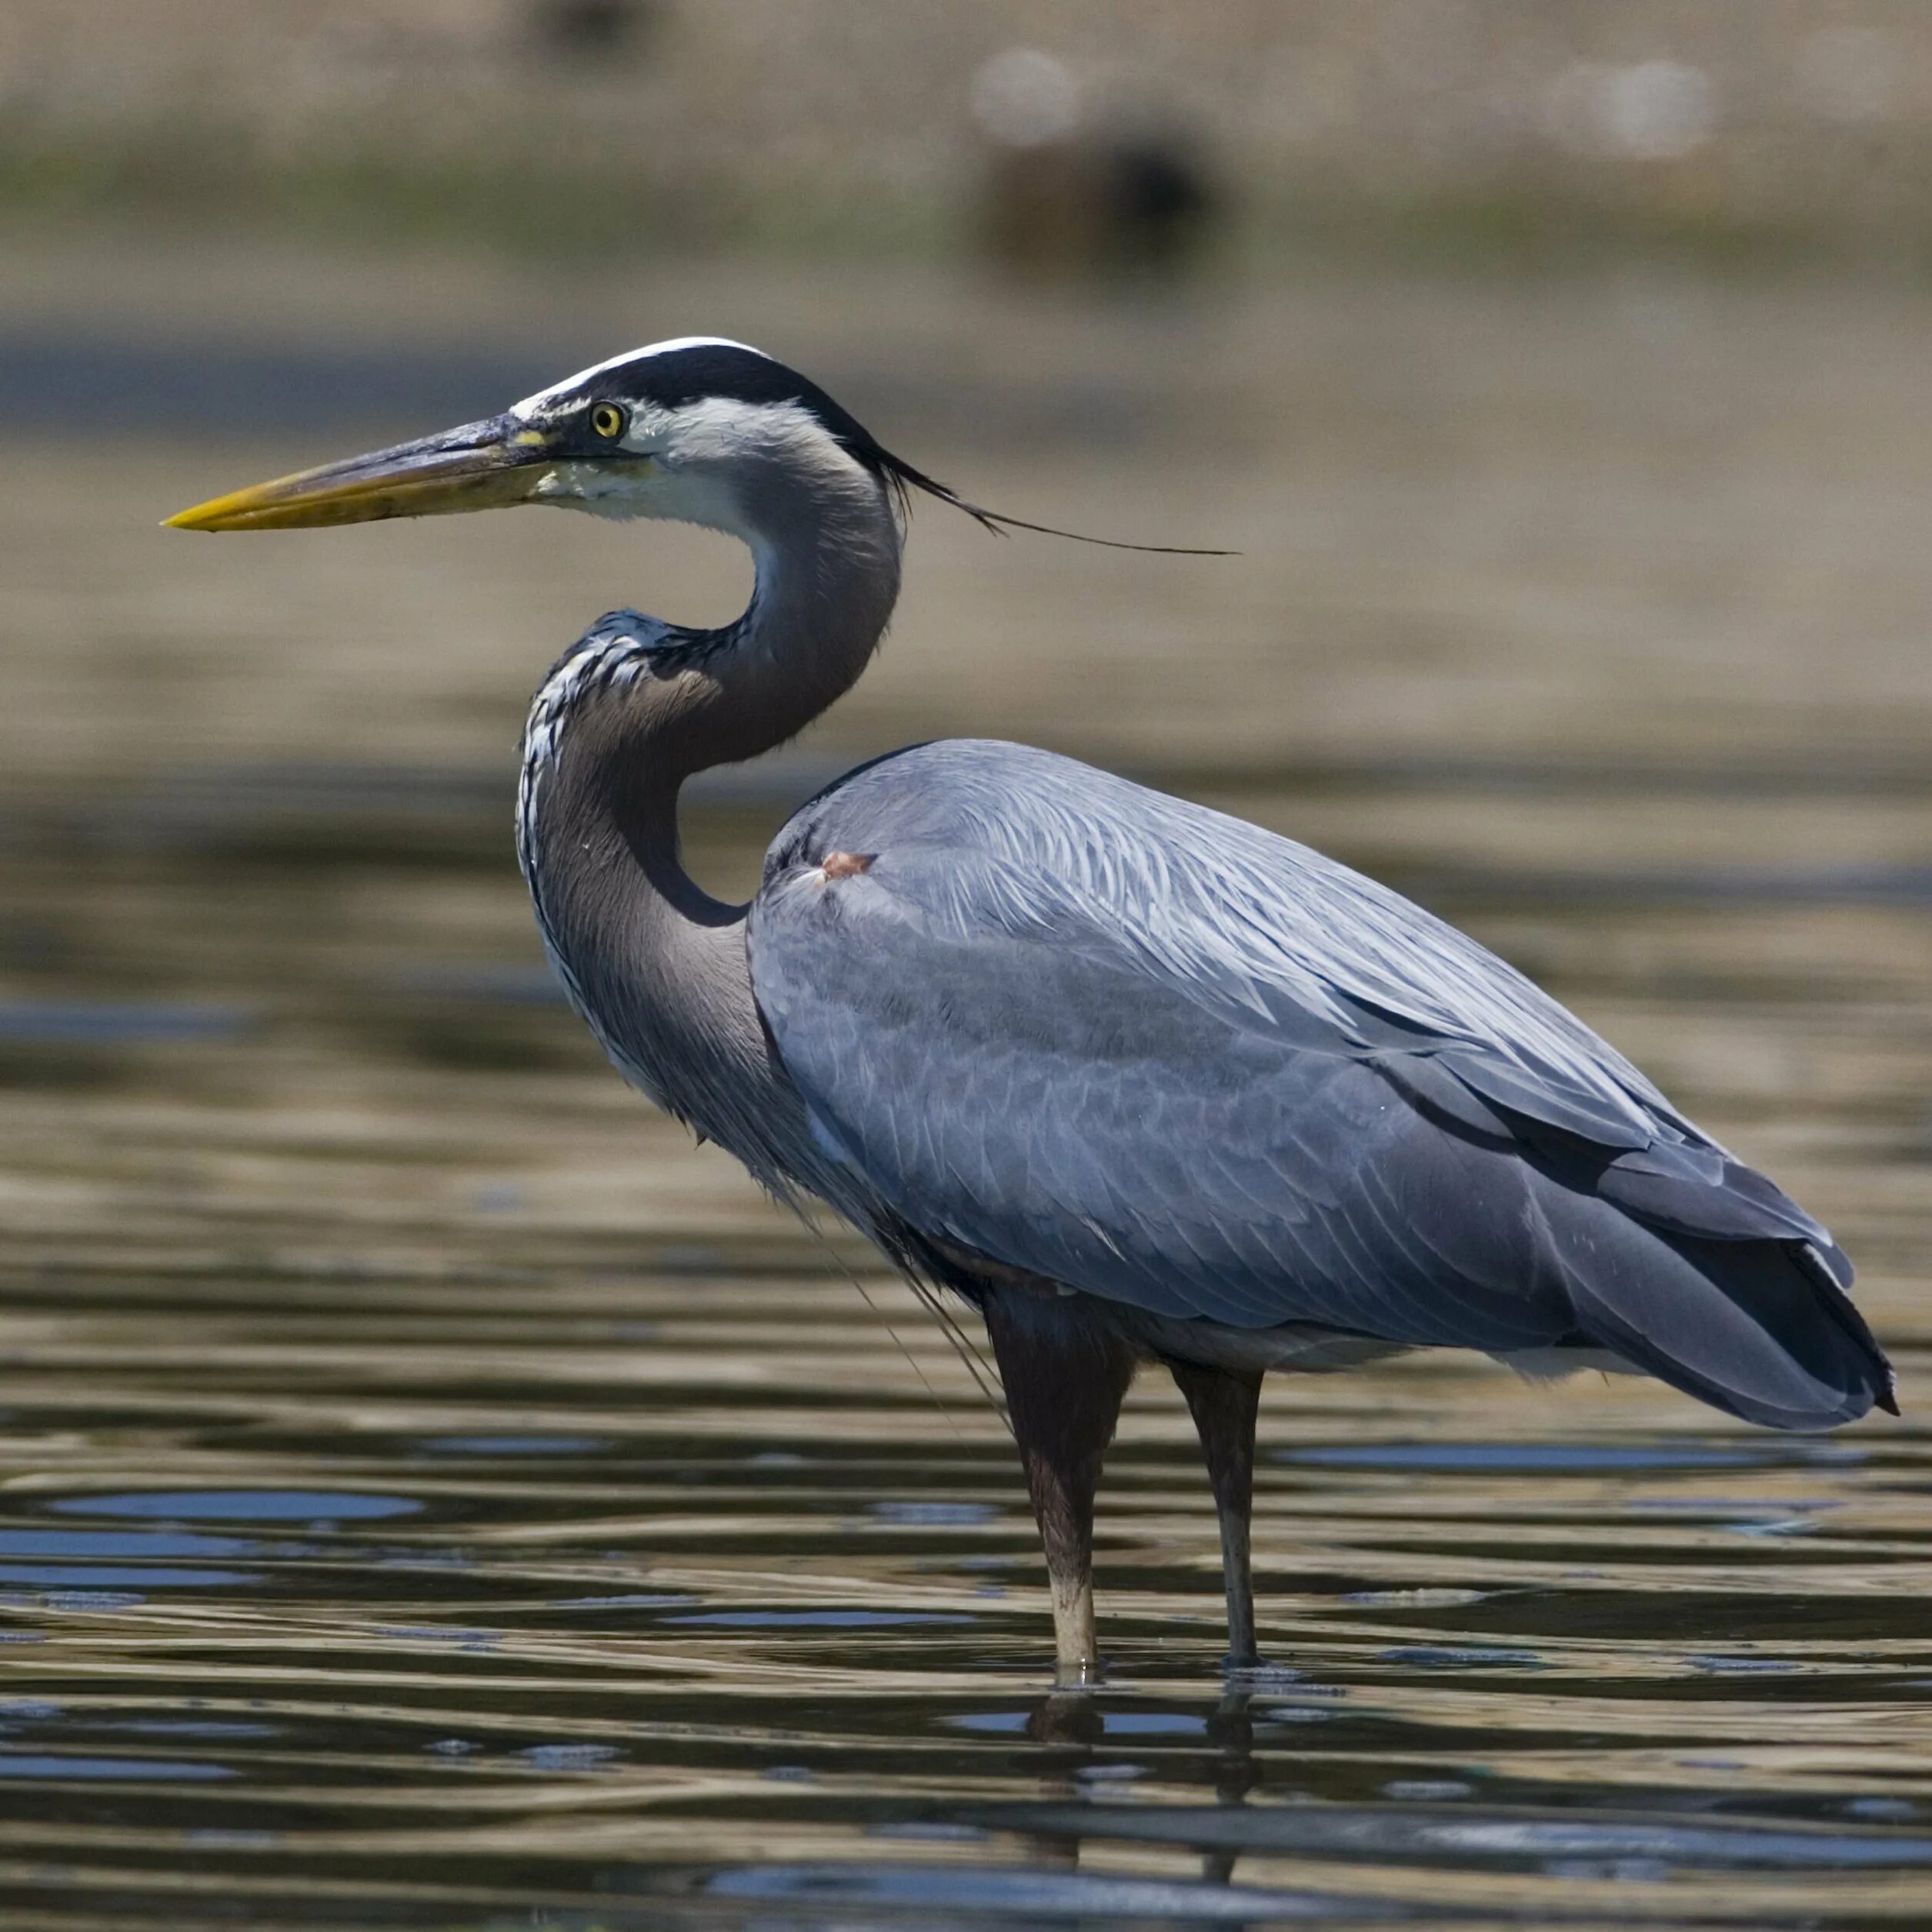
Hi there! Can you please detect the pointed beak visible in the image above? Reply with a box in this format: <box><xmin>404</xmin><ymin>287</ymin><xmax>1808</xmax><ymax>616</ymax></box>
<box><xmin>165</xmin><ymin>416</ymin><xmax>561</xmax><ymax>532</ymax></box>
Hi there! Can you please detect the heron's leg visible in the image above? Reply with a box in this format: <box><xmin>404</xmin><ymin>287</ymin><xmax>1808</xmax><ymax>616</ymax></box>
<box><xmin>981</xmin><ymin>1293</ymin><xmax>1137</xmax><ymax>1685</ymax></box>
<box><xmin>1170</xmin><ymin>1360</ymin><xmax>1263</xmax><ymax>1669</ymax></box>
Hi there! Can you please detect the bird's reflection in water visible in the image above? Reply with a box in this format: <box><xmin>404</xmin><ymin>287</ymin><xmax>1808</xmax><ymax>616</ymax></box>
<box><xmin>1011</xmin><ymin>1690</ymin><xmax>1097</xmax><ymax>1873</ymax></box>
<box><xmin>1203</xmin><ymin>1689</ymin><xmax>1259</xmax><ymax>1884</ymax></box>
<box><xmin>1013</xmin><ymin>1687</ymin><xmax>1260</xmax><ymax>1887</ymax></box>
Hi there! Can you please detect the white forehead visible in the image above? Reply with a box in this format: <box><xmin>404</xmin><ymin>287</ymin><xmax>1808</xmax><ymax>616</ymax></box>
<box><xmin>511</xmin><ymin>337</ymin><xmax>771</xmax><ymax>418</ymax></box>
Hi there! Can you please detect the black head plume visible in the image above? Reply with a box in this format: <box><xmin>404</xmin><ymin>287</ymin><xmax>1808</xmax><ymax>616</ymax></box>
<box><xmin>875</xmin><ymin>449</ymin><xmax>1232</xmax><ymax>556</ymax></box>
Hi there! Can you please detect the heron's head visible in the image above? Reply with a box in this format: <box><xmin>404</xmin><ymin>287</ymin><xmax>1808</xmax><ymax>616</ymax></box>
<box><xmin>168</xmin><ymin>337</ymin><xmax>1220</xmax><ymax>557</ymax></box>
<box><xmin>166</xmin><ymin>338</ymin><xmax>916</xmax><ymax>536</ymax></box>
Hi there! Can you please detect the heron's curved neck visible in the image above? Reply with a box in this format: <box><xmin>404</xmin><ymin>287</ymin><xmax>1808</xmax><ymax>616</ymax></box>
<box><xmin>517</xmin><ymin>459</ymin><xmax>900</xmax><ymax>1190</ymax></box>
<box><xmin>613</xmin><ymin>459</ymin><xmax>901</xmax><ymax>863</ymax></box>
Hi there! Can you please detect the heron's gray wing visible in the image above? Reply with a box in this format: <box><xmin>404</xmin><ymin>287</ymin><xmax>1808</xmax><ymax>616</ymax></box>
<box><xmin>748</xmin><ymin>741</ymin><xmax>1885</xmax><ymax>1426</ymax></box>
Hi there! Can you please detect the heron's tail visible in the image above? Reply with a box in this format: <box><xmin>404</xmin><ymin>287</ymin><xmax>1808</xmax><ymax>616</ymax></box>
<box><xmin>1540</xmin><ymin>1192</ymin><xmax>1897</xmax><ymax>1430</ymax></box>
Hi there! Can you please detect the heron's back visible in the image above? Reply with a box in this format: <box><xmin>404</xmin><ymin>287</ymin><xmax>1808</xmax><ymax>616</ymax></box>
<box><xmin>748</xmin><ymin>739</ymin><xmax>1893</xmax><ymax>1430</ymax></box>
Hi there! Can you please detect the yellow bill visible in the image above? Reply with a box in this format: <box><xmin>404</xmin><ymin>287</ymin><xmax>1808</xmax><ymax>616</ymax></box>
<box><xmin>165</xmin><ymin>418</ymin><xmax>558</xmax><ymax>532</ymax></box>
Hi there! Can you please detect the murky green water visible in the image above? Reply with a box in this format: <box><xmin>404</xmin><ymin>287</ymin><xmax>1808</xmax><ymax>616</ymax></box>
<box><xmin>1</xmin><ymin>262</ymin><xmax>1930</xmax><ymax>1927</ymax></box>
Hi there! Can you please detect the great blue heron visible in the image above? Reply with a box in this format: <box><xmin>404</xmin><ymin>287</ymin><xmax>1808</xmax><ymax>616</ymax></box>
<box><xmin>169</xmin><ymin>337</ymin><xmax>1896</xmax><ymax>1680</ymax></box>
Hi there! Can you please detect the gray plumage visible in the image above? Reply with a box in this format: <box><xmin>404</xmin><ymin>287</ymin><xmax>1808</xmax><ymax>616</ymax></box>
<box><xmin>174</xmin><ymin>336</ymin><xmax>1895</xmax><ymax>1678</ymax></box>
<box><xmin>751</xmin><ymin>738</ymin><xmax>1882</xmax><ymax>1432</ymax></box>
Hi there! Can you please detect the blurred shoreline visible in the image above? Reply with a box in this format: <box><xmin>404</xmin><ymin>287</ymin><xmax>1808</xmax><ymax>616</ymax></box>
<box><xmin>8</xmin><ymin>2</ymin><xmax>1932</xmax><ymax>275</ymax></box>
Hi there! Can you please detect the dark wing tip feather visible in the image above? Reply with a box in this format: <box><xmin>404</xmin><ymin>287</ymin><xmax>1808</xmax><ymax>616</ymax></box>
<box><xmin>1557</xmin><ymin>1215</ymin><xmax>1895</xmax><ymax>1432</ymax></box>
<box><xmin>1794</xmin><ymin>1240</ymin><xmax>1898</xmax><ymax>1415</ymax></box>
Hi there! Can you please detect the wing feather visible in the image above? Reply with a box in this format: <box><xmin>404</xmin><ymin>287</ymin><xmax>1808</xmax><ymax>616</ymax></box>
<box><xmin>747</xmin><ymin>742</ymin><xmax>1887</xmax><ymax>1424</ymax></box>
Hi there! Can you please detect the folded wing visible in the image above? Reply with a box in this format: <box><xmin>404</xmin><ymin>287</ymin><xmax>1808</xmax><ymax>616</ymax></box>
<box><xmin>747</xmin><ymin>741</ymin><xmax>1891</xmax><ymax>1430</ymax></box>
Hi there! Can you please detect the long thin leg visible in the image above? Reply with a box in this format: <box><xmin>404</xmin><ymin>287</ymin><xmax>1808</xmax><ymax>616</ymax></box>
<box><xmin>1169</xmin><ymin>1360</ymin><xmax>1263</xmax><ymax>1669</ymax></box>
<box><xmin>982</xmin><ymin>1293</ymin><xmax>1137</xmax><ymax>1684</ymax></box>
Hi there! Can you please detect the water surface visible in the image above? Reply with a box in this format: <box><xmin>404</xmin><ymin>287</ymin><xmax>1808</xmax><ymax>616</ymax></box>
<box><xmin>0</xmin><ymin>751</ymin><xmax>1924</xmax><ymax>1930</ymax></box>
<box><xmin>0</xmin><ymin>265</ymin><xmax>1928</xmax><ymax>1928</ymax></box>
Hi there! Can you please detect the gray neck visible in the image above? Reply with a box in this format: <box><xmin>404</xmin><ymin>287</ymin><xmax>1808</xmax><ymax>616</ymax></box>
<box><xmin>516</xmin><ymin>455</ymin><xmax>900</xmax><ymax>1200</ymax></box>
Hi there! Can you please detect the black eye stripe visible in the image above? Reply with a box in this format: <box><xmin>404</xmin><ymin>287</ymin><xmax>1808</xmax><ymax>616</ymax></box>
<box><xmin>563</xmin><ymin>346</ymin><xmax>894</xmax><ymax>479</ymax></box>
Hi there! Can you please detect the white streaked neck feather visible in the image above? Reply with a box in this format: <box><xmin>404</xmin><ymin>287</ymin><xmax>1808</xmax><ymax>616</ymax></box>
<box><xmin>511</xmin><ymin>412</ymin><xmax>901</xmax><ymax>1193</ymax></box>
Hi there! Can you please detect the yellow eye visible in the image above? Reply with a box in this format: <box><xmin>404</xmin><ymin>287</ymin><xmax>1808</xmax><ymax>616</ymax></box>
<box><xmin>589</xmin><ymin>402</ymin><xmax>626</xmax><ymax>440</ymax></box>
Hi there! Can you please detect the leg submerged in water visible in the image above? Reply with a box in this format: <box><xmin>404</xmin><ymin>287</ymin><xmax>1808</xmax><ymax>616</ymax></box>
<box><xmin>1170</xmin><ymin>1360</ymin><xmax>1263</xmax><ymax>1669</ymax></box>
<box><xmin>981</xmin><ymin>1293</ymin><xmax>1138</xmax><ymax>1683</ymax></box>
